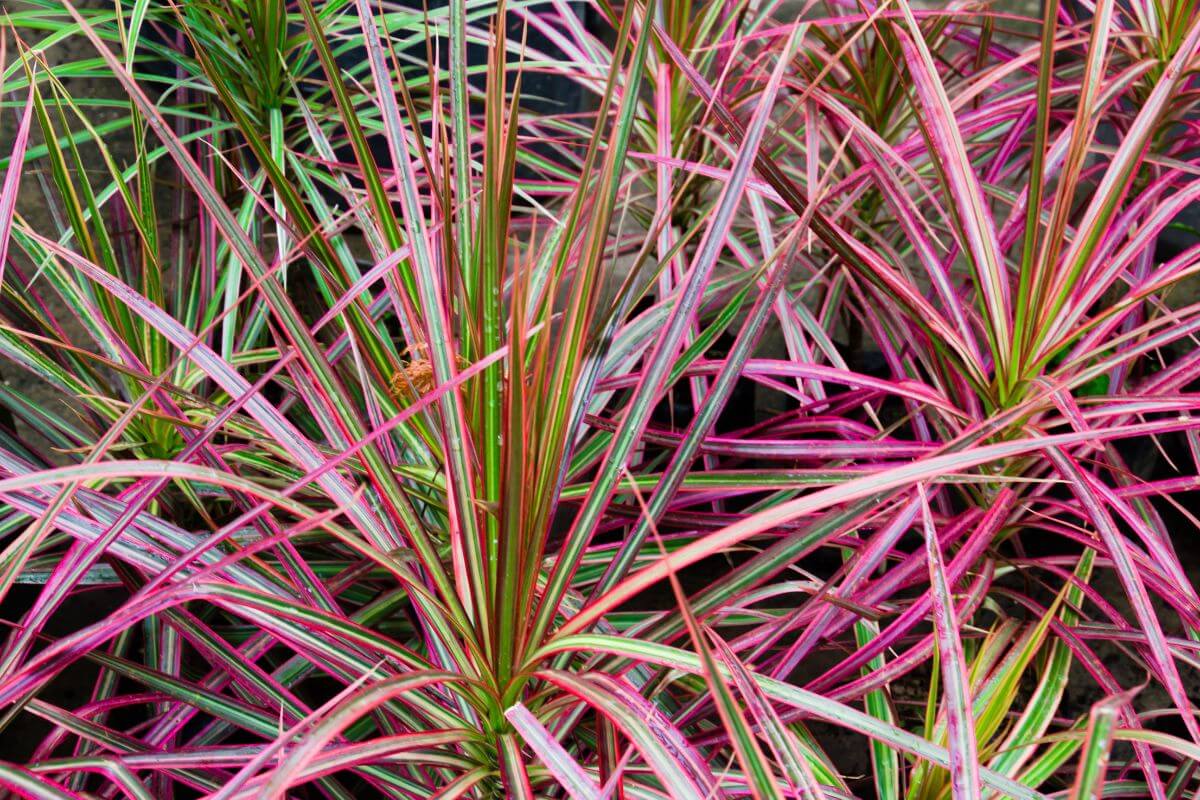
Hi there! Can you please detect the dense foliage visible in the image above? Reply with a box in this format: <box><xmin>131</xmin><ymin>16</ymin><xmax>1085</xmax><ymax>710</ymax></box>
<box><xmin>1</xmin><ymin>0</ymin><xmax>1199</xmax><ymax>797</ymax></box>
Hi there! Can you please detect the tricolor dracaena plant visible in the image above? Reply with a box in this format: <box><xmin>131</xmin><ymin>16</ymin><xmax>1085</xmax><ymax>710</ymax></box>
<box><xmin>0</xmin><ymin>0</ymin><xmax>1198</xmax><ymax>798</ymax></box>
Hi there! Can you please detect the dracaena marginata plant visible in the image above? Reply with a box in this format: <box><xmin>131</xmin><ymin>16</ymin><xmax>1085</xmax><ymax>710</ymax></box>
<box><xmin>0</xmin><ymin>0</ymin><xmax>1199</xmax><ymax>798</ymax></box>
